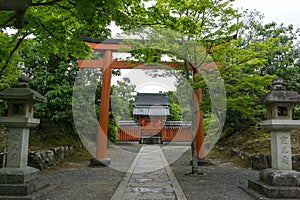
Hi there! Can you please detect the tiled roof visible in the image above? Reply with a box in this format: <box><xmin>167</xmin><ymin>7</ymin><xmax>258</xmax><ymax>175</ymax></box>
<box><xmin>118</xmin><ymin>120</ymin><xmax>139</xmax><ymax>126</ymax></box>
<box><xmin>133</xmin><ymin>106</ymin><xmax>170</xmax><ymax>116</ymax></box>
<box><xmin>134</xmin><ymin>93</ymin><xmax>169</xmax><ymax>106</ymax></box>
<box><xmin>133</xmin><ymin>93</ymin><xmax>170</xmax><ymax>116</ymax></box>
<box><xmin>118</xmin><ymin>120</ymin><xmax>192</xmax><ymax>127</ymax></box>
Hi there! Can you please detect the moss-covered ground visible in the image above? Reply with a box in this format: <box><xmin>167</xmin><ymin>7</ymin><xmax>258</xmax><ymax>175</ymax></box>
<box><xmin>217</xmin><ymin>125</ymin><xmax>300</xmax><ymax>155</ymax></box>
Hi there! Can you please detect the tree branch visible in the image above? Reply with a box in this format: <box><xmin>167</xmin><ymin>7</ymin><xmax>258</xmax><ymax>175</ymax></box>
<box><xmin>0</xmin><ymin>0</ymin><xmax>31</xmax><ymax>11</ymax></box>
<box><xmin>37</xmin><ymin>20</ymin><xmax>60</xmax><ymax>40</ymax></box>
<box><xmin>31</xmin><ymin>0</ymin><xmax>63</xmax><ymax>7</ymax></box>
<box><xmin>67</xmin><ymin>0</ymin><xmax>76</xmax><ymax>6</ymax></box>
<box><xmin>57</xmin><ymin>4</ymin><xmax>76</xmax><ymax>16</ymax></box>
<box><xmin>0</xmin><ymin>33</ymin><xmax>28</xmax><ymax>75</ymax></box>
<box><xmin>0</xmin><ymin>0</ymin><xmax>64</xmax><ymax>28</ymax></box>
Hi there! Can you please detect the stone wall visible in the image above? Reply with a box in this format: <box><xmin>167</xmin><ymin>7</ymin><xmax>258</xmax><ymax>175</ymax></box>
<box><xmin>0</xmin><ymin>143</ymin><xmax>84</xmax><ymax>170</ymax></box>
<box><xmin>215</xmin><ymin>146</ymin><xmax>300</xmax><ymax>171</ymax></box>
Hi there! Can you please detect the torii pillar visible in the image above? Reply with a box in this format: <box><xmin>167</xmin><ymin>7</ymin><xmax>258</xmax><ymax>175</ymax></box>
<box><xmin>90</xmin><ymin>50</ymin><xmax>112</xmax><ymax>166</ymax></box>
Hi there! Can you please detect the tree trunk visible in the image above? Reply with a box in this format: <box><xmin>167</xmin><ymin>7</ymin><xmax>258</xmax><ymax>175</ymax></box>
<box><xmin>185</xmin><ymin>55</ymin><xmax>199</xmax><ymax>174</ymax></box>
<box><xmin>0</xmin><ymin>0</ymin><xmax>32</xmax><ymax>28</ymax></box>
<box><xmin>0</xmin><ymin>0</ymin><xmax>31</xmax><ymax>11</ymax></box>
<box><xmin>190</xmin><ymin>100</ymin><xmax>199</xmax><ymax>174</ymax></box>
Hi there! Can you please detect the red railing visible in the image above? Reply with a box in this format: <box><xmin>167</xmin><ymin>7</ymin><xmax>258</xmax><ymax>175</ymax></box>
<box><xmin>118</xmin><ymin>125</ymin><xmax>191</xmax><ymax>142</ymax></box>
<box><xmin>118</xmin><ymin>126</ymin><xmax>140</xmax><ymax>141</ymax></box>
<box><xmin>161</xmin><ymin>126</ymin><xmax>191</xmax><ymax>141</ymax></box>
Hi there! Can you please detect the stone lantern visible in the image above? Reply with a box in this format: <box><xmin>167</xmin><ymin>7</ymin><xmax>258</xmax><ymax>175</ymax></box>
<box><xmin>0</xmin><ymin>77</ymin><xmax>48</xmax><ymax>199</ymax></box>
<box><xmin>246</xmin><ymin>78</ymin><xmax>300</xmax><ymax>199</ymax></box>
<box><xmin>257</xmin><ymin>78</ymin><xmax>297</xmax><ymax>121</ymax></box>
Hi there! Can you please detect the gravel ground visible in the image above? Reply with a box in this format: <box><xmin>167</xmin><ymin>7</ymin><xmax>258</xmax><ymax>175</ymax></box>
<box><xmin>37</xmin><ymin>143</ymin><xmax>259</xmax><ymax>200</ymax></box>
<box><xmin>39</xmin><ymin>165</ymin><xmax>123</xmax><ymax>200</ymax></box>
<box><xmin>38</xmin><ymin>143</ymin><xmax>142</xmax><ymax>200</ymax></box>
<box><xmin>169</xmin><ymin>148</ymin><xmax>259</xmax><ymax>200</ymax></box>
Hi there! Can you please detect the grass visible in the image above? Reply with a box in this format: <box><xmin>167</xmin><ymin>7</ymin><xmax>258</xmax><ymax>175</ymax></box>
<box><xmin>217</xmin><ymin>125</ymin><xmax>300</xmax><ymax>155</ymax></box>
<box><xmin>29</xmin><ymin>122</ymin><xmax>81</xmax><ymax>151</ymax></box>
<box><xmin>70</xmin><ymin>148</ymin><xmax>92</xmax><ymax>161</ymax></box>
<box><xmin>218</xmin><ymin>125</ymin><xmax>271</xmax><ymax>154</ymax></box>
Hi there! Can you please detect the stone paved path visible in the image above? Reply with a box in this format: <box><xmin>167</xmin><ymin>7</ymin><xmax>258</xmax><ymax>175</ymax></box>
<box><xmin>111</xmin><ymin>145</ymin><xmax>187</xmax><ymax>200</ymax></box>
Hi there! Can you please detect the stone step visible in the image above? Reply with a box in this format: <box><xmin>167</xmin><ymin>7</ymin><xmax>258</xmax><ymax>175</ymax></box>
<box><xmin>240</xmin><ymin>185</ymin><xmax>292</xmax><ymax>200</ymax></box>
<box><xmin>0</xmin><ymin>167</ymin><xmax>39</xmax><ymax>184</ymax></box>
<box><xmin>0</xmin><ymin>178</ymin><xmax>48</xmax><ymax>196</ymax></box>
<box><xmin>0</xmin><ymin>184</ymin><xmax>56</xmax><ymax>200</ymax></box>
<box><xmin>248</xmin><ymin>179</ymin><xmax>300</xmax><ymax>199</ymax></box>
<box><xmin>140</xmin><ymin>137</ymin><xmax>162</xmax><ymax>144</ymax></box>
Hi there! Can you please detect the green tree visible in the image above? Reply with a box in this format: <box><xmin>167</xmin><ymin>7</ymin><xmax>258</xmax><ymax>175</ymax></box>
<box><xmin>0</xmin><ymin>0</ymin><xmax>143</xmax><ymax>82</ymax></box>
<box><xmin>212</xmin><ymin>38</ymin><xmax>276</xmax><ymax>125</ymax></box>
<box><xmin>111</xmin><ymin>77</ymin><xmax>136</xmax><ymax>120</ymax></box>
<box><xmin>239</xmin><ymin>10</ymin><xmax>300</xmax><ymax>93</ymax></box>
<box><xmin>20</xmin><ymin>40</ymin><xmax>79</xmax><ymax>134</ymax></box>
<box><xmin>108</xmin><ymin>111</ymin><xmax>118</xmax><ymax>143</ymax></box>
<box><xmin>0</xmin><ymin>0</ymin><xmax>142</xmax><ymax>141</ymax></box>
<box><xmin>216</xmin><ymin>10</ymin><xmax>300</xmax><ymax>125</ymax></box>
<box><xmin>165</xmin><ymin>91</ymin><xmax>182</xmax><ymax>121</ymax></box>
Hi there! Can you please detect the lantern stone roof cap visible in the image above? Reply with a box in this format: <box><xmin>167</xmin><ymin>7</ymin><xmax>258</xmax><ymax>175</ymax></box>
<box><xmin>255</xmin><ymin>78</ymin><xmax>300</xmax><ymax>105</ymax></box>
<box><xmin>0</xmin><ymin>77</ymin><xmax>46</xmax><ymax>103</ymax></box>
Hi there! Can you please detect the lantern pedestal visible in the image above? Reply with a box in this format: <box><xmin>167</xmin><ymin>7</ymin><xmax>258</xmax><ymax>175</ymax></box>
<box><xmin>0</xmin><ymin>166</ymin><xmax>50</xmax><ymax>199</ymax></box>
<box><xmin>0</xmin><ymin>117</ymin><xmax>50</xmax><ymax>199</ymax></box>
<box><xmin>248</xmin><ymin>169</ymin><xmax>300</xmax><ymax>199</ymax></box>
<box><xmin>246</xmin><ymin>120</ymin><xmax>300</xmax><ymax>199</ymax></box>
<box><xmin>260</xmin><ymin>120</ymin><xmax>300</xmax><ymax>170</ymax></box>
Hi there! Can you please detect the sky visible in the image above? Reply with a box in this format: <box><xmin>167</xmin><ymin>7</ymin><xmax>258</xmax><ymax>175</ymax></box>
<box><xmin>233</xmin><ymin>0</ymin><xmax>300</xmax><ymax>29</ymax></box>
<box><xmin>111</xmin><ymin>0</ymin><xmax>300</xmax><ymax>93</ymax></box>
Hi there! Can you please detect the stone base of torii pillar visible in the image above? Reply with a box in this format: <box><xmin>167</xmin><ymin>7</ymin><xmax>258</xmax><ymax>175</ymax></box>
<box><xmin>244</xmin><ymin>120</ymin><xmax>300</xmax><ymax>199</ymax></box>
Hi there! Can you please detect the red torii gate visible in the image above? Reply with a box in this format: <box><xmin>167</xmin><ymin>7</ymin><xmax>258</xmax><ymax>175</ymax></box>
<box><xmin>78</xmin><ymin>38</ymin><xmax>205</xmax><ymax>164</ymax></box>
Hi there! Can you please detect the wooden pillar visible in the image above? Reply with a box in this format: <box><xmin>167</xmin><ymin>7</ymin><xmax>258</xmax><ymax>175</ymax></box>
<box><xmin>194</xmin><ymin>70</ymin><xmax>205</xmax><ymax>160</ymax></box>
<box><xmin>96</xmin><ymin>50</ymin><xmax>112</xmax><ymax>159</ymax></box>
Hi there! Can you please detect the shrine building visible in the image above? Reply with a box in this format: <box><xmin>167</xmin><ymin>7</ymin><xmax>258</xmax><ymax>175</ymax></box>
<box><xmin>118</xmin><ymin>93</ymin><xmax>191</xmax><ymax>144</ymax></box>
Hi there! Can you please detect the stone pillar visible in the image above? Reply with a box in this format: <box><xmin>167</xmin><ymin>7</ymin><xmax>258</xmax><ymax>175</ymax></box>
<box><xmin>271</xmin><ymin>131</ymin><xmax>292</xmax><ymax>170</ymax></box>
<box><xmin>6</xmin><ymin>128</ymin><xmax>30</xmax><ymax>168</ymax></box>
